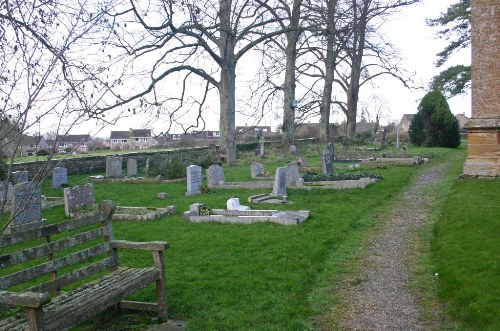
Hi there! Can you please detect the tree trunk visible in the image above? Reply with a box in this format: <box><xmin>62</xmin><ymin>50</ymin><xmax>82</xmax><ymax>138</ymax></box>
<box><xmin>319</xmin><ymin>0</ymin><xmax>338</xmax><ymax>143</ymax></box>
<box><xmin>282</xmin><ymin>0</ymin><xmax>301</xmax><ymax>146</ymax></box>
<box><xmin>218</xmin><ymin>0</ymin><xmax>237</xmax><ymax>163</ymax></box>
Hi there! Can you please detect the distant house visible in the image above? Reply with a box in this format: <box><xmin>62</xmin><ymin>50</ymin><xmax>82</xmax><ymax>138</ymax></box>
<box><xmin>53</xmin><ymin>134</ymin><xmax>91</xmax><ymax>153</ymax></box>
<box><xmin>236</xmin><ymin>126</ymin><xmax>272</xmax><ymax>138</ymax></box>
<box><xmin>17</xmin><ymin>135</ymin><xmax>48</xmax><ymax>156</ymax></box>
<box><xmin>455</xmin><ymin>113</ymin><xmax>469</xmax><ymax>131</ymax></box>
<box><xmin>399</xmin><ymin>114</ymin><xmax>415</xmax><ymax>132</ymax></box>
<box><xmin>109</xmin><ymin>129</ymin><xmax>153</xmax><ymax>150</ymax></box>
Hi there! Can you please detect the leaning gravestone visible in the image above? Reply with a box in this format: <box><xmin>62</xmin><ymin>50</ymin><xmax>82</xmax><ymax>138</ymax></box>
<box><xmin>11</xmin><ymin>171</ymin><xmax>28</xmax><ymax>184</ymax></box>
<box><xmin>52</xmin><ymin>167</ymin><xmax>68</xmax><ymax>188</ymax></box>
<box><xmin>206</xmin><ymin>164</ymin><xmax>225</xmax><ymax>188</ymax></box>
<box><xmin>322</xmin><ymin>151</ymin><xmax>333</xmax><ymax>175</ymax></box>
<box><xmin>251</xmin><ymin>162</ymin><xmax>265</xmax><ymax>178</ymax></box>
<box><xmin>186</xmin><ymin>165</ymin><xmax>202</xmax><ymax>195</ymax></box>
<box><xmin>6</xmin><ymin>182</ymin><xmax>44</xmax><ymax>233</ymax></box>
<box><xmin>271</xmin><ymin>167</ymin><xmax>287</xmax><ymax>197</ymax></box>
<box><xmin>127</xmin><ymin>158</ymin><xmax>138</xmax><ymax>176</ymax></box>
<box><xmin>285</xmin><ymin>162</ymin><xmax>301</xmax><ymax>186</ymax></box>
<box><xmin>63</xmin><ymin>183</ymin><xmax>96</xmax><ymax>217</ymax></box>
<box><xmin>106</xmin><ymin>156</ymin><xmax>123</xmax><ymax>177</ymax></box>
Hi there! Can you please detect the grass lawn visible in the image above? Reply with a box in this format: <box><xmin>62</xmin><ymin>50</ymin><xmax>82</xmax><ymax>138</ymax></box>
<box><xmin>432</xmin><ymin>177</ymin><xmax>500</xmax><ymax>330</ymax></box>
<box><xmin>5</xmin><ymin>143</ymin><xmax>494</xmax><ymax>330</ymax></box>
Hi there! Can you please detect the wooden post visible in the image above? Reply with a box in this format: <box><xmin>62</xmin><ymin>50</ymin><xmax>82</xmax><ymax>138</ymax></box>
<box><xmin>152</xmin><ymin>250</ymin><xmax>168</xmax><ymax>322</ymax></box>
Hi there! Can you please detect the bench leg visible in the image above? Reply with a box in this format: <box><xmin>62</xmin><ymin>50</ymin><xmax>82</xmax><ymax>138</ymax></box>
<box><xmin>153</xmin><ymin>251</ymin><xmax>168</xmax><ymax>322</ymax></box>
<box><xmin>26</xmin><ymin>307</ymin><xmax>44</xmax><ymax>331</ymax></box>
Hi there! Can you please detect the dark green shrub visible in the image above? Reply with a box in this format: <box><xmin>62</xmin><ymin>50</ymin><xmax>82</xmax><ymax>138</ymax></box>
<box><xmin>36</xmin><ymin>149</ymin><xmax>49</xmax><ymax>156</ymax></box>
<box><xmin>410</xmin><ymin>90</ymin><xmax>461</xmax><ymax>148</ymax></box>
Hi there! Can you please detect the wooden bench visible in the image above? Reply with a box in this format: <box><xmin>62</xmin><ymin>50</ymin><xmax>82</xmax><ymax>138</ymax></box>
<box><xmin>0</xmin><ymin>200</ymin><xmax>169</xmax><ymax>331</ymax></box>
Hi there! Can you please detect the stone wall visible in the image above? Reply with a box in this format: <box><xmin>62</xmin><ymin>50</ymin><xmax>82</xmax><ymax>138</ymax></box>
<box><xmin>12</xmin><ymin>146</ymin><xmax>215</xmax><ymax>176</ymax></box>
<box><xmin>464</xmin><ymin>0</ymin><xmax>500</xmax><ymax>176</ymax></box>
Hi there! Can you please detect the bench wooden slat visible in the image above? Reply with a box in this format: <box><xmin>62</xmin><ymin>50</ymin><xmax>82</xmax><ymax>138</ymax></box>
<box><xmin>45</xmin><ymin>267</ymin><xmax>159</xmax><ymax>330</ymax></box>
<box><xmin>0</xmin><ymin>214</ymin><xmax>105</xmax><ymax>249</ymax></box>
<box><xmin>0</xmin><ymin>227</ymin><xmax>107</xmax><ymax>268</ymax></box>
<box><xmin>0</xmin><ymin>243</ymin><xmax>111</xmax><ymax>290</ymax></box>
<box><xmin>28</xmin><ymin>257</ymin><xmax>115</xmax><ymax>293</ymax></box>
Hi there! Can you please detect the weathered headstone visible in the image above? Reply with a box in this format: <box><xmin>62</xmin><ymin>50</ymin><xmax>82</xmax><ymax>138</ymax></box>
<box><xmin>251</xmin><ymin>162</ymin><xmax>265</xmax><ymax>178</ymax></box>
<box><xmin>227</xmin><ymin>146</ymin><xmax>237</xmax><ymax>165</ymax></box>
<box><xmin>297</xmin><ymin>156</ymin><xmax>309</xmax><ymax>167</ymax></box>
<box><xmin>206</xmin><ymin>164</ymin><xmax>225</xmax><ymax>187</ymax></box>
<box><xmin>340</xmin><ymin>145</ymin><xmax>348</xmax><ymax>159</ymax></box>
<box><xmin>259</xmin><ymin>136</ymin><xmax>265</xmax><ymax>156</ymax></box>
<box><xmin>322</xmin><ymin>151</ymin><xmax>333</xmax><ymax>175</ymax></box>
<box><xmin>289</xmin><ymin>144</ymin><xmax>297</xmax><ymax>154</ymax></box>
<box><xmin>285</xmin><ymin>162</ymin><xmax>301</xmax><ymax>186</ymax></box>
<box><xmin>52</xmin><ymin>167</ymin><xmax>68</xmax><ymax>188</ymax></box>
<box><xmin>0</xmin><ymin>182</ymin><xmax>13</xmax><ymax>202</ymax></box>
<box><xmin>63</xmin><ymin>183</ymin><xmax>96</xmax><ymax>217</ymax></box>
<box><xmin>271</xmin><ymin>167</ymin><xmax>287</xmax><ymax>197</ymax></box>
<box><xmin>327</xmin><ymin>143</ymin><xmax>334</xmax><ymax>155</ymax></box>
<box><xmin>7</xmin><ymin>182</ymin><xmax>43</xmax><ymax>233</ymax></box>
<box><xmin>11</xmin><ymin>171</ymin><xmax>28</xmax><ymax>184</ymax></box>
<box><xmin>145</xmin><ymin>157</ymin><xmax>150</xmax><ymax>176</ymax></box>
<box><xmin>186</xmin><ymin>165</ymin><xmax>202</xmax><ymax>195</ymax></box>
<box><xmin>127</xmin><ymin>158</ymin><xmax>138</xmax><ymax>176</ymax></box>
<box><xmin>106</xmin><ymin>156</ymin><xmax>123</xmax><ymax>177</ymax></box>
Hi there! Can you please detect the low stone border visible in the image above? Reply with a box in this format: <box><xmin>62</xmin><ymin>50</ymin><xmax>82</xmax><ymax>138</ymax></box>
<box><xmin>112</xmin><ymin>206</ymin><xmax>176</xmax><ymax>221</ymax></box>
<box><xmin>209</xmin><ymin>181</ymin><xmax>274</xmax><ymax>189</ymax></box>
<box><xmin>183</xmin><ymin>203</ymin><xmax>309</xmax><ymax>225</ymax></box>
<box><xmin>300</xmin><ymin>177</ymin><xmax>376</xmax><ymax>189</ymax></box>
<box><xmin>248</xmin><ymin>194</ymin><xmax>292</xmax><ymax>204</ymax></box>
<box><xmin>362</xmin><ymin>156</ymin><xmax>427</xmax><ymax>167</ymax></box>
<box><xmin>89</xmin><ymin>176</ymin><xmax>185</xmax><ymax>183</ymax></box>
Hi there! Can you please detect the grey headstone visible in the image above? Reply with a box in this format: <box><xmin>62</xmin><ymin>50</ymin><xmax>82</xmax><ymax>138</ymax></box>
<box><xmin>52</xmin><ymin>167</ymin><xmax>68</xmax><ymax>188</ymax></box>
<box><xmin>11</xmin><ymin>171</ymin><xmax>28</xmax><ymax>184</ymax></box>
<box><xmin>272</xmin><ymin>167</ymin><xmax>287</xmax><ymax>197</ymax></box>
<box><xmin>340</xmin><ymin>145</ymin><xmax>348</xmax><ymax>159</ymax></box>
<box><xmin>297</xmin><ymin>156</ymin><xmax>309</xmax><ymax>167</ymax></box>
<box><xmin>145</xmin><ymin>157</ymin><xmax>150</xmax><ymax>176</ymax></box>
<box><xmin>251</xmin><ymin>162</ymin><xmax>265</xmax><ymax>178</ymax></box>
<box><xmin>322</xmin><ymin>151</ymin><xmax>333</xmax><ymax>175</ymax></box>
<box><xmin>206</xmin><ymin>164</ymin><xmax>225</xmax><ymax>187</ymax></box>
<box><xmin>289</xmin><ymin>145</ymin><xmax>297</xmax><ymax>153</ymax></box>
<box><xmin>63</xmin><ymin>183</ymin><xmax>96</xmax><ymax>217</ymax></box>
<box><xmin>285</xmin><ymin>162</ymin><xmax>301</xmax><ymax>187</ymax></box>
<box><xmin>8</xmin><ymin>182</ymin><xmax>43</xmax><ymax>231</ymax></box>
<box><xmin>0</xmin><ymin>182</ymin><xmax>13</xmax><ymax>202</ymax></box>
<box><xmin>259</xmin><ymin>136</ymin><xmax>265</xmax><ymax>156</ymax></box>
<box><xmin>186</xmin><ymin>165</ymin><xmax>202</xmax><ymax>195</ymax></box>
<box><xmin>227</xmin><ymin>146</ymin><xmax>237</xmax><ymax>165</ymax></box>
<box><xmin>327</xmin><ymin>143</ymin><xmax>334</xmax><ymax>154</ymax></box>
<box><xmin>106</xmin><ymin>156</ymin><xmax>123</xmax><ymax>177</ymax></box>
<box><xmin>127</xmin><ymin>158</ymin><xmax>138</xmax><ymax>176</ymax></box>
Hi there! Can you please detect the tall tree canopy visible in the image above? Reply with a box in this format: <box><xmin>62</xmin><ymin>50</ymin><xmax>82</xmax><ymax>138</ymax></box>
<box><xmin>428</xmin><ymin>0</ymin><xmax>471</xmax><ymax>97</ymax></box>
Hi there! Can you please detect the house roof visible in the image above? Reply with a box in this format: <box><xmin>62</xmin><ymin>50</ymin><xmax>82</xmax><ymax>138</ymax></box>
<box><xmin>131</xmin><ymin>129</ymin><xmax>152</xmax><ymax>138</ymax></box>
<box><xmin>56</xmin><ymin>134</ymin><xmax>90</xmax><ymax>143</ymax></box>
<box><xmin>110</xmin><ymin>131</ymin><xmax>130</xmax><ymax>139</ymax></box>
<box><xmin>400</xmin><ymin>114</ymin><xmax>415</xmax><ymax>122</ymax></box>
<box><xmin>20</xmin><ymin>135</ymin><xmax>43</xmax><ymax>145</ymax></box>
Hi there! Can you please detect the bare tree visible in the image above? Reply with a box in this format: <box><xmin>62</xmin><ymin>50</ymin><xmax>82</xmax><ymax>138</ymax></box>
<box><xmin>0</xmin><ymin>0</ymin><xmax>116</xmax><ymax>233</ymax></box>
<box><xmin>333</xmin><ymin>0</ymin><xmax>418</xmax><ymax>138</ymax></box>
<box><xmin>98</xmin><ymin>1</ymin><xmax>291</xmax><ymax>162</ymax></box>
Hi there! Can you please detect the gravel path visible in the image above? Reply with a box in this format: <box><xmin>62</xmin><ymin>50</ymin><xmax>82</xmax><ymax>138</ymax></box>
<box><xmin>338</xmin><ymin>163</ymin><xmax>447</xmax><ymax>330</ymax></box>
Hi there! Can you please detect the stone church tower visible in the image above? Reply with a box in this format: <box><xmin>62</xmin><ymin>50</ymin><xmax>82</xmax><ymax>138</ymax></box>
<box><xmin>464</xmin><ymin>0</ymin><xmax>500</xmax><ymax>176</ymax></box>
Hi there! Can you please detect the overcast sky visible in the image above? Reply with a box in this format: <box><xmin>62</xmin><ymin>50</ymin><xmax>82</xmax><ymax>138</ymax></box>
<box><xmin>58</xmin><ymin>0</ymin><xmax>471</xmax><ymax>137</ymax></box>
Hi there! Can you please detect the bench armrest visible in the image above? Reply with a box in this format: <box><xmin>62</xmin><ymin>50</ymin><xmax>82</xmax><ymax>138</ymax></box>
<box><xmin>0</xmin><ymin>291</ymin><xmax>51</xmax><ymax>308</ymax></box>
<box><xmin>111</xmin><ymin>240</ymin><xmax>170</xmax><ymax>251</ymax></box>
